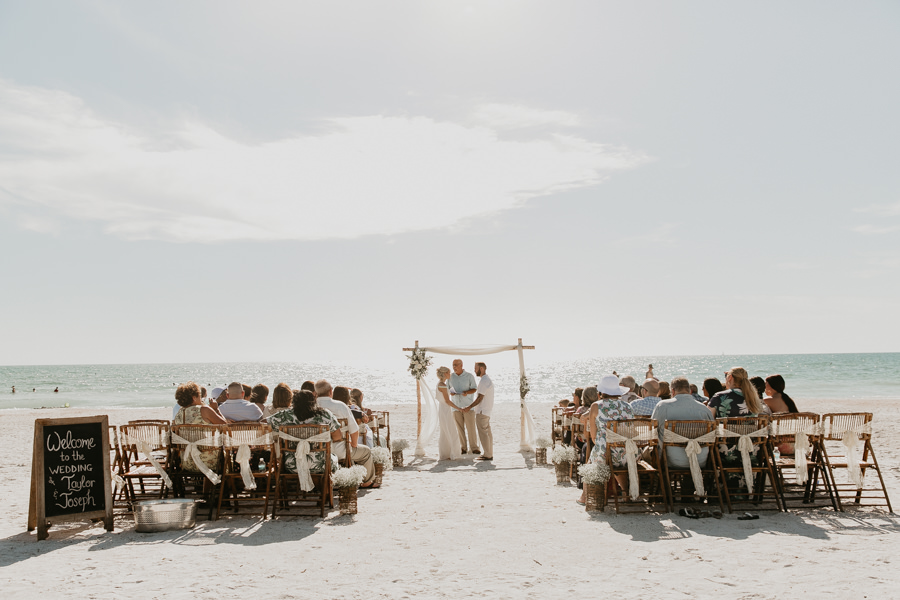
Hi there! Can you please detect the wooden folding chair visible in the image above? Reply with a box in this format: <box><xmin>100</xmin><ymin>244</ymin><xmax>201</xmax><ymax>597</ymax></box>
<box><xmin>118</xmin><ymin>423</ymin><xmax>171</xmax><ymax>503</ymax></box>
<box><xmin>605</xmin><ymin>419</ymin><xmax>666</xmax><ymax>514</ymax></box>
<box><xmin>169</xmin><ymin>424</ymin><xmax>224</xmax><ymax>520</ymax></box>
<box><xmin>370</xmin><ymin>411</ymin><xmax>391</xmax><ymax>448</ymax></box>
<box><xmin>108</xmin><ymin>425</ymin><xmax>129</xmax><ymax>511</ymax></box>
<box><xmin>271</xmin><ymin>424</ymin><xmax>334</xmax><ymax>518</ymax></box>
<box><xmin>551</xmin><ymin>407</ymin><xmax>565</xmax><ymax>446</ymax></box>
<box><xmin>128</xmin><ymin>419</ymin><xmax>172</xmax><ymax>426</ymax></box>
<box><xmin>820</xmin><ymin>413</ymin><xmax>892</xmax><ymax>513</ymax></box>
<box><xmin>216</xmin><ymin>423</ymin><xmax>275</xmax><ymax>519</ymax></box>
<box><xmin>769</xmin><ymin>413</ymin><xmax>837</xmax><ymax>511</ymax></box>
<box><xmin>716</xmin><ymin>416</ymin><xmax>783</xmax><ymax>513</ymax></box>
<box><xmin>570</xmin><ymin>419</ymin><xmax>588</xmax><ymax>482</ymax></box>
<box><xmin>659</xmin><ymin>420</ymin><xmax>723</xmax><ymax>513</ymax></box>
<box><xmin>336</xmin><ymin>418</ymin><xmax>354</xmax><ymax>467</ymax></box>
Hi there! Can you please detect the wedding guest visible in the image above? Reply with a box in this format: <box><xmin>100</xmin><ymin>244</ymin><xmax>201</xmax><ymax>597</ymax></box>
<box><xmin>702</xmin><ymin>378</ymin><xmax>724</xmax><ymax>402</ymax></box>
<box><xmin>350</xmin><ymin>388</ymin><xmax>373</xmax><ymax>417</ymax></box>
<box><xmin>173</xmin><ymin>381</ymin><xmax>226</xmax><ymax>473</ymax></box>
<box><xmin>764</xmin><ymin>374</ymin><xmax>798</xmax><ymax>414</ymax></box>
<box><xmin>268</xmin><ymin>389</ymin><xmax>341</xmax><ymax>475</ymax></box>
<box><xmin>658</xmin><ymin>381</ymin><xmax>672</xmax><ymax>400</ymax></box>
<box><xmin>578</xmin><ymin>379</ymin><xmax>634</xmax><ymax>504</ymax></box>
<box><xmin>315</xmin><ymin>379</ymin><xmax>377</xmax><ymax>487</ymax></box>
<box><xmin>708</xmin><ymin>367</ymin><xmax>764</xmax><ymax>418</ymax></box>
<box><xmin>619</xmin><ymin>376</ymin><xmax>640</xmax><ymax>403</ymax></box>
<box><xmin>558</xmin><ymin>399</ymin><xmax>571</xmax><ymax>408</ymax></box>
<box><xmin>250</xmin><ymin>383</ymin><xmax>270</xmax><ymax>416</ymax></box>
<box><xmin>218</xmin><ymin>381</ymin><xmax>264</xmax><ymax>422</ymax></box>
<box><xmin>301</xmin><ymin>380</ymin><xmax>316</xmax><ymax>396</ymax></box>
<box><xmin>750</xmin><ymin>376</ymin><xmax>767</xmax><ymax>402</ymax></box>
<box><xmin>630</xmin><ymin>379</ymin><xmax>662</xmax><ymax>416</ymax></box>
<box><xmin>268</xmin><ymin>382</ymin><xmax>293</xmax><ymax>419</ymax></box>
<box><xmin>651</xmin><ymin>377</ymin><xmax>714</xmax><ymax>472</ymax></box>
<box><xmin>689</xmin><ymin>384</ymin><xmax>706</xmax><ymax>403</ymax></box>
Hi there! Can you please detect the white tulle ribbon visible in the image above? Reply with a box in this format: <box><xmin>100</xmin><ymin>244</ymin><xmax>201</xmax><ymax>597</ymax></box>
<box><xmin>604</xmin><ymin>428</ymin><xmax>658</xmax><ymax>500</ymax></box>
<box><xmin>662</xmin><ymin>429</ymin><xmax>718</xmax><ymax>497</ymax></box>
<box><xmin>273</xmin><ymin>426</ymin><xmax>348</xmax><ymax>492</ymax></box>
<box><xmin>223</xmin><ymin>433</ymin><xmax>273</xmax><ymax>491</ymax></box>
<box><xmin>835</xmin><ymin>423</ymin><xmax>872</xmax><ymax>489</ymax></box>
<box><xmin>717</xmin><ymin>426</ymin><xmax>771</xmax><ymax>493</ymax></box>
<box><xmin>119</xmin><ymin>433</ymin><xmax>173</xmax><ymax>489</ymax></box>
<box><xmin>169</xmin><ymin>432</ymin><xmax>222</xmax><ymax>485</ymax></box>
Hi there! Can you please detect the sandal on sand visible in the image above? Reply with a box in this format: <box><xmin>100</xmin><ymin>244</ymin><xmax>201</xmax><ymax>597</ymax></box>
<box><xmin>738</xmin><ymin>512</ymin><xmax>760</xmax><ymax>520</ymax></box>
<box><xmin>678</xmin><ymin>508</ymin><xmax>700</xmax><ymax>519</ymax></box>
<box><xmin>576</xmin><ymin>499</ymin><xmax>586</xmax><ymax>505</ymax></box>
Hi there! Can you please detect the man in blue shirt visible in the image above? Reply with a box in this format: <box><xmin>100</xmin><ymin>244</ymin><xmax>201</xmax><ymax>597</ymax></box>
<box><xmin>218</xmin><ymin>381</ymin><xmax>264</xmax><ymax>422</ymax></box>
<box><xmin>449</xmin><ymin>359</ymin><xmax>479</xmax><ymax>454</ymax></box>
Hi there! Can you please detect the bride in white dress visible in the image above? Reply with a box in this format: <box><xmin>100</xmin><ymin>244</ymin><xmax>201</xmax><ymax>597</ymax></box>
<box><xmin>436</xmin><ymin>366</ymin><xmax>462</xmax><ymax>460</ymax></box>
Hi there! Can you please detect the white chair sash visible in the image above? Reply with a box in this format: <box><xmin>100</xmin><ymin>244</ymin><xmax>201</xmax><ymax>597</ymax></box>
<box><xmin>717</xmin><ymin>426</ymin><xmax>771</xmax><ymax>493</ymax></box>
<box><xmin>169</xmin><ymin>432</ymin><xmax>222</xmax><ymax>485</ymax></box>
<box><xmin>604</xmin><ymin>428</ymin><xmax>658</xmax><ymax>500</ymax></box>
<box><xmin>274</xmin><ymin>426</ymin><xmax>348</xmax><ymax>492</ymax></box>
<box><xmin>662</xmin><ymin>429</ymin><xmax>718</xmax><ymax>497</ymax></box>
<box><xmin>119</xmin><ymin>433</ymin><xmax>173</xmax><ymax>489</ymax></box>
<box><xmin>835</xmin><ymin>423</ymin><xmax>872</xmax><ymax>489</ymax></box>
<box><xmin>223</xmin><ymin>433</ymin><xmax>273</xmax><ymax>491</ymax></box>
<box><xmin>788</xmin><ymin>423</ymin><xmax>823</xmax><ymax>485</ymax></box>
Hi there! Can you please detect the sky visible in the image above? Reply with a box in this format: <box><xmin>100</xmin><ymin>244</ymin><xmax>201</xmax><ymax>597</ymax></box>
<box><xmin>0</xmin><ymin>1</ymin><xmax>898</xmax><ymax>367</ymax></box>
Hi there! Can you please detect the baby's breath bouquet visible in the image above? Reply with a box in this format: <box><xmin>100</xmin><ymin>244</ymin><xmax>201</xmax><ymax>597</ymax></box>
<box><xmin>407</xmin><ymin>348</ymin><xmax>433</xmax><ymax>380</ymax></box>
<box><xmin>519</xmin><ymin>374</ymin><xmax>530</xmax><ymax>400</ymax></box>
<box><xmin>577</xmin><ymin>463</ymin><xmax>611</xmax><ymax>486</ymax></box>
<box><xmin>371</xmin><ymin>446</ymin><xmax>393</xmax><ymax>470</ymax></box>
<box><xmin>535</xmin><ymin>435</ymin><xmax>552</xmax><ymax>449</ymax></box>
<box><xmin>333</xmin><ymin>465</ymin><xmax>367</xmax><ymax>489</ymax></box>
<box><xmin>549</xmin><ymin>445</ymin><xmax>577</xmax><ymax>465</ymax></box>
<box><xmin>391</xmin><ymin>439</ymin><xmax>410</xmax><ymax>452</ymax></box>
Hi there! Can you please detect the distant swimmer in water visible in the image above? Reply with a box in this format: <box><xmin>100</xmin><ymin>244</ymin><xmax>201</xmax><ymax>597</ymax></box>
<box><xmin>646</xmin><ymin>364</ymin><xmax>654</xmax><ymax>380</ymax></box>
<box><xmin>10</xmin><ymin>386</ymin><xmax>14</xmax><ymax>393</ymax></box>
<box><xmin>54</xmin><ymin>387</ymin><xmax>59</xmax><ymax>393</ymax></box>
<box><xmin>33</xmin><ymin>388</ymin><xmax>36</xmax><ymax>392</ymax></box>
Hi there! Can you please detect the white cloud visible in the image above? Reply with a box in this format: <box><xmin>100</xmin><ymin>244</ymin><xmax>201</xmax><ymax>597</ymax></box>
<box><xmin>473</xmin><ymin>103</ymin><xmax>581</xmax><ymax>129</ymax></box>
<box><xmin>0</xmin><ymin>80</ymin><xmax>648</xmax><ymax>242</ymax></box>
<box><xmin>854</xmin><ymin>202</ymin><xmax>900</xmax><ymax>217</ymax></box>
<box><xmin>852</xmin><ymin>224</ymin><xmax>900</xmax><ymax>235</ymax></box>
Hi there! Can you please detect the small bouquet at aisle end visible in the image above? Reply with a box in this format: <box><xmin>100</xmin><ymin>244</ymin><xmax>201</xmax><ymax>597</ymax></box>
<box><xmin>549</xmin><ymin>445</ymin><xmax>577</xmax><ymax>484</ymax></box>
<box><xmin>391</xmin><ymin>438</ymin><xmax>410</xmax><ymax>468</ymax></box>
<box><xmin>333</xmin><ymin>465</ymin><xmax>368</xmax><ymax>515</ymax></box>
<box><xmin>371</xmin><ymin>446</ymin><xmax>392</xmax><ymax>486</ymax></box>
<box><xmin>577</xmin><ymin>463</ymin><xmax>611</xmax><ymax>512</ymax></box>
<box><xmin>535</xmin><ymin>435</ymin><xmax>552</xmax><ymax>465</ymax></box>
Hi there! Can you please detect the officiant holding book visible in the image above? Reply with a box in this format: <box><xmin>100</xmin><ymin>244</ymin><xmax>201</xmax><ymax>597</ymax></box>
<box><xmin>450</xmin><ymin>359</ymin><xmax>480</xmax><ymax>454</ymax></box>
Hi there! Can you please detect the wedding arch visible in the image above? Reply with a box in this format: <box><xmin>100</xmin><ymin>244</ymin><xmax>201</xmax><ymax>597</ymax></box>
<box><xmin>402</xmin><ymin>338</ymin><xmax>537</xmax><ymax>457</ymax></box>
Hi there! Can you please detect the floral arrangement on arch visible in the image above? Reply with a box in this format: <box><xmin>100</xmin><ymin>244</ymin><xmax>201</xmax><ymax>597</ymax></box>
<box><xmin>371</xmin><ymin>446</ymin><xmax>393</xmax><ymax>469</ymax></box>
<box><xmin>577</xmin><ymin>463</ymin><xmax>611</xmax><ymax>486</ymax></box>
<box><xmin>333</xmin><ymin>465</ymin><xmax>368</xmax><ymax>489</ymax></box>
<box><xmin>549</xmin><ymin>445</ymin><xmax>577</xmax><ymax>465</ymax></box>
<box><xmin>407</xmin><ymin>348</ymin><xmax>433</xmax><ymax>380</ymax></box>
<box><xmin>519</xmin><ymin>374</ymin><xmax>530</xmax><ymax>400</ymax></box>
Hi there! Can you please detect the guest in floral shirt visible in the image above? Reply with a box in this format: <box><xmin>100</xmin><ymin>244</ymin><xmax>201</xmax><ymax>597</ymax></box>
<box><xmin>578</xmin><ymin>376</ymin><xmax>635</xmax><ymax>505</ymax></box>
<box><xmin>708</xmin><ymin>367</ymin><xmax>766</xmax><ymax>480</ymax></box>
<box><xmin>268</xmin><ymin>389</ymin><xmax>341</xmax><ymax>474</ymax></box>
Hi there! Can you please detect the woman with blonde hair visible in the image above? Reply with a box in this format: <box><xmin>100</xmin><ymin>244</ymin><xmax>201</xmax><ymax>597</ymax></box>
<box><xmin>708</xmin><ymin>367</ymin><xmax>763</xmax><ymax>418</ymax></box>
<box><xmin>435</xmin><ymin>366</ymin><xmax>462</xmax><ymax>461</ymax></box>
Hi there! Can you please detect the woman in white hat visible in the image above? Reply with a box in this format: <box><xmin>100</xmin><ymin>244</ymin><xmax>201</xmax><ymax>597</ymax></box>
<box><xmin>577</xmin><ymin>375</ymin><xmax>635</xmax><ymax>504</ymax></box>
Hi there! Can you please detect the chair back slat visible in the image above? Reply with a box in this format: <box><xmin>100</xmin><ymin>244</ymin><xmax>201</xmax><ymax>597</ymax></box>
<box><xmin>665</xmin><ymin>420</ymin><xmax>715</xmax><ymax>442</ymax></box>
<box><xmin>224</xmin><ymin>423</ymin><xmax>273</xmax><ymax>447</ymax></box>
<box><xmin>823</xmin><ymin>413</ymin><xmax>872</xmax><ymax>440</ymax></box>
<box><xmin>119</xmin><ymin>423</ymin><xmax>168</xmax><ymax>448</ymax></box>
<box><xmin>770</xmin><ymin>412</ymin><xmax>820</xmax><ymax>442</ymax></box>
<box><xmin>718</xmin><ymin>416</ymin><xmax>769</xmax><ymax>436</ymax></box>
<box><xmin>171</xmin><ymin>424</ymin><xmax>223</xmax><ymax>445</ymax></box>
<box><xmin>278</xmin><ymin>424</ymin><xmax>330</xmax><ymax>453</ymax></box>
<box><xmin>606</xmin><ymin>419</ymin><xmax>657</xmax><ymax>445</ymax></box>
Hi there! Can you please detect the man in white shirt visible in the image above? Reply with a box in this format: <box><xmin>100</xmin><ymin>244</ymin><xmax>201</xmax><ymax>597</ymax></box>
<box><xmin>315</xmin><ymin>379</ymin><xmax>376</xmax><ymax>487</ymax></box>
<box><xmin>218</xmin><ymin>382</ymin><xmax>263</xmax><ymax>422</ymax></box>
<box><xmin>466</xmin><ymin>362</ymin><xmax>494</xmax><ymax>461</ymax></box>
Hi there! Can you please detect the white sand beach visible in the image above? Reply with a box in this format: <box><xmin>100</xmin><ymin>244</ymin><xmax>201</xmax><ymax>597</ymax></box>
<box><xmin>2</xmin><ymin>398</ymin><xmax>899</xmax><ymax>599</ymax></box>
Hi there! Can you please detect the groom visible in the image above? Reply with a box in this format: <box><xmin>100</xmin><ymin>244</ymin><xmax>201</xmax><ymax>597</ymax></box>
<box><xmin>466</xmin><ymin>362</ymin><xmax>494</xmax><ymax>461</ymax></box>
<box><xmin>450</xmin><ymin>359</ymin><xmax>480</xmax><ymax>454</ymax></box>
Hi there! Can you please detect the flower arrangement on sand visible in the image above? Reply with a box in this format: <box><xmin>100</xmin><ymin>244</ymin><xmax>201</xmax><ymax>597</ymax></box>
<box><xmin>391</xmin><ymin>439</ymin><xmax>410</xmax><ymax>452</ymax></box>
<box><xmin>549</xmin><ymin>445</ymin><xmax>577</xmax><ymax>465</ymax></box>
<box><xmin>371</xmin><ymin>446</ymin><xmax>393</xmax><ymax>470</ymax></box>
<box><xmin>535</xmin><ymin>436</ymin><xmax>552</xmax><ymax>449</ymax></box>
<box><xmin>333</xmin><ymin>465</ymin><xmax>368</xmax><ymax>489</ymax></box>
<box><xmin>577</xmin><ymin>463</ymin><xmax>611</xmax><ymax>486</ymax></box>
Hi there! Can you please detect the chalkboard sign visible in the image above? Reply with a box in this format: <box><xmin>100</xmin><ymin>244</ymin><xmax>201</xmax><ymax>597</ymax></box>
<box><xmin>28</xmin><ymin>416</ymin><xmax>113</xmax><ymax>540</ymax></box>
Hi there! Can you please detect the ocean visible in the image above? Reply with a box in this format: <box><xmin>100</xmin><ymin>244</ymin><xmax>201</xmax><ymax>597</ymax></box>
<box><xmin>0</xmin><ymin>353</ymin><xmax>897</xmax><ymax>411</ymax></box>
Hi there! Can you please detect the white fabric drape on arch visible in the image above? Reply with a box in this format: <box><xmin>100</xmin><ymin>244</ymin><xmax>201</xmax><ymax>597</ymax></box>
<box><xmin>413</xmin><ymin>343</ymin><xmax>536</xmax><ymax>453</ymax></box>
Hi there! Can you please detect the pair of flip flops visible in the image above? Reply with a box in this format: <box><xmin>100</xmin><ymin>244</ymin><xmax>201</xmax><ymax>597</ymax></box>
<box><xmin>737</xmin><ymin>512</ymin><xmax>760</xmax><ymax>520</ymax></box>
<box><xmin>678</xmin><ymin>508</ymin><xmax>723</xmax><ymax>519</ymax></box>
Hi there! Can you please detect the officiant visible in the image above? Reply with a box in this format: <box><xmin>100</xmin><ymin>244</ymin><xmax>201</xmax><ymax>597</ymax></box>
<box><xmin>450</xmin><ymin>359</ymin><xmax>480</xmax><ymax>455</ymax></box>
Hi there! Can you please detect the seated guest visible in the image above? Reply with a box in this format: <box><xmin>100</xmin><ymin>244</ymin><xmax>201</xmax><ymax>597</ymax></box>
<box><xmin>558</xmin><ymin>399</ymin><xmax>571</xmax><ymax>408</ymax></box>
<box><xmin>218</xmin><ymin>381</ymin><xmax>264</xmax><ymax>422</ymax></box>
<box><xmin>301</xmin><ymin>380</ymin><xmax>316</xmax><ymax>395</ymax></box>
<box><xmin>619</xmin><ymin>376</ymin><xmax>640</xmax><ymax>403</ymax></box>
<box><xmin>173</xmin><ymin>381</ymin><xmax>227</xmax><ymax>472</ymax></box>
<box><xmin>315</xmin><ymin>379</ymin><xmax>377</xmax><ymax>487</ymax></box>
<box><xmin>268</xmin><ymin>389</ymin><xmax>340</xmax><ymax>474</ymax></box>
<box><xmin>173</xmin><ymin>384</ymin><xmax>214</xmax><ymax>419</ymax></box>
<box><xmin>268</xmin><ymin>382</ymin><xmax>293</xmax><ymax>419</ymax></box>
<box><xmin>241</xmin><ymin>384</ymin><xmax>252</xmax><ymax>401</ymax></box>
<box><xmin>250</xmin><ymin>383</ymin><xmax>270</xmax><ymax>417</ymax></box>
<box><xmin>702</xmin><ymin>378</ymin><xmax>724</xmax><ymax>403</ymax></box>
<box><xmin>575</xmin><ymin>386</ymin><xmax>601</xmax><ymax>449</ymax></box>
<box><xmin>350</xmin><ymin>388</ymin><xmax>373</xmax><ymax>417</ymax></box>
<box><xmin>630</xmin><ymin>379</ymin><xmax>662</xmax><ymax>416</ymax></box>
<box><xmin>573</xmin><ymin>388</ymin><xmax>589</xmax><ymax>416</ymax></box>
<box><xmin>651</xmin><ymin>377</ymin><xmax>714</xmax><ymax>471</ymax></box>
<box><xmin>764</xmin><ymin>374</ymin><xmax>798</xmax><ymax>414</ymax></box>
<box><xmin>658</xmin><ymin>381</ymin><xmax>672</xmax><ymax>400</ymax></box>
<box><xmin>578</xmin><ymin>378</ymin><xmax>634</xmax><ymax>504</ymax></box>
<box><xmin>334</xmin><ymin>386</ymin><xmax>372</xmax><ymax>446</ymax></box>
<box><xmin>750</xmin><ymin>376</ymin><xmax>767</xmax><ymax>403</ymax></box>
<box><xmin>708</xmin><ymin>368</ymin><xmax>764</xmax><ymax>418</ymax></box>
<box><xmin>689</xmin><ymin>384</ymin><xmax>707</xmax><ymax>403</ymax></box>
<box><xmin>765</xmin><ymin>374</ymin><xmax>799</xmax><ymax>454</ymax></box>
